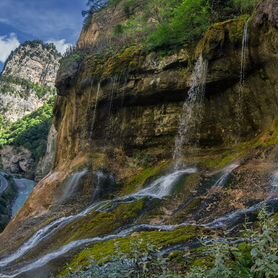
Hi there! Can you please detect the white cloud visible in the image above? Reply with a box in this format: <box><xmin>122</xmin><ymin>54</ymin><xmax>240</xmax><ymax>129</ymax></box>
<box><xmin>0</xmin><ymin>33</ymin><xmax>20</xmax><ymax>63</ymax></box>
<box><xmin>47</xmin><ymin>39</ymin><xmax>72</xmax><ymax>55</ymax></box>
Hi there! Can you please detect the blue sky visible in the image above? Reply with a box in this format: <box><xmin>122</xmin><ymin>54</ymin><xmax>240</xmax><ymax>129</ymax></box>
<box><xmin>0</xmin><ymin>0</ymin><xmax>88</xmax><ymax>70</ymax></box>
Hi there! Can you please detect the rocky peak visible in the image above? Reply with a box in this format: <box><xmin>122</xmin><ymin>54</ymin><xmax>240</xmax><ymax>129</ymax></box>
<box><xmin>2</xmin><ymin>41</ymin><xmax>61</xmax><ymax>87</ymax></box>
<box><xmin>0</xmin><ymin>41</ymin><xmax>61</xmax><ymax>179</ymax></box>
<box><xmin>0</xmin><ymin>40</ymin><xmax>61</xmax><ymax>123</ymax></box>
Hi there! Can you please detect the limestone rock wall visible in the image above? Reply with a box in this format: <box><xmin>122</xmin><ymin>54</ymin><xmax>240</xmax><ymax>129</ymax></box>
<box><xmin>3</xmin><ymin>42</ymin><xmax>61</xmax><ymax>87</ymax></box>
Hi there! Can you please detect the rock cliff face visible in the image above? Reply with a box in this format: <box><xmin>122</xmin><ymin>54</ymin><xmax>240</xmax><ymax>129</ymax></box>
<box><xmin>0</xmin><ymin>41</ymin><xmax>61</xmax><ymax>179</ymax></box>
<box><xmin>2</xmin><ymin>41</ymin><xmax>60</xmax><ymax>87</ymax></box>
<box><xmin>0</xmin><ymin>41</ymin><xmax>60</xmax><ymax>123</ymax></box>
<box><xmin>0</xmin><ymin>1</ymin><xmax>278</xmax><ymax>277</ymax></box>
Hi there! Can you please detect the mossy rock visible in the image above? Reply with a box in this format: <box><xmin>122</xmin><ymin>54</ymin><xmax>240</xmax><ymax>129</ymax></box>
<box><xmin>196</xmin><ymin>16</ymin><xmax>249</xmax><ymax>59</ymax></box>
<box><xmin>54</xmin><ymin>199</ymin><xmax>146</xmax><ymax>247</ymax></box>
<box><xmin>198</xmin><ymin>126</ymin><xmax>278</xmax><ymax>171</ymax></box>
<box><xmin>120</xmin><ymin>161</ymin><xmax>169</xmax><ymax>196</ymax></box>
<box><xmin>60</xmin><ymin>225</ymin><xmax>208</xmax><ymax>277</ymax></box>
<box><xmin>102</xmin><ymin>45</ymin><xmax>143</xmax><ymax>78</ymax></box>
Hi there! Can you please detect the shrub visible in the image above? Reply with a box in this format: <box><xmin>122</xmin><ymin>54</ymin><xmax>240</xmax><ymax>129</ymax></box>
<box><xmin>145</xmin><ymin>0</ymin><xmax>211</xmax><ymax>50</ymax></box>
<box><xmin>232</xmin><ymin>0</ymin><xmax>260</xmax><ymax>13</ymax></box>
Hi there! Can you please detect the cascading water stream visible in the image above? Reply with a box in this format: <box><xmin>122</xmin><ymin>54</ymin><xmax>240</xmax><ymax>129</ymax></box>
<box><xmin>134</xmin><ymin>168</ymin><xmax>197</xmax><ymax>198</ymax></box>
<box><xmin>0</xmin><ymin>167</ymin><xmax>196</xmax><ymax>269</ymax></box>
<box><xmin>59</xmin><ymin>169</ymin><xmax>88</xmax><ymax>203</ymax></box>
<box><xmin>237</xmin><ymin>18</ymin><xmax>250</xmax><ymax>137</ymax></box>
<box><xmin>0</xmin><ymin>223</ymin><xmax>189</xmax><ymax>278</ymax></box>
<box><xmin>108</xmin><ymin>76</ymin><xmax>118</xmax><ymax>117</ymax></box>
<box><xmin>173</xmin><ymin>56</ymin><xmax>208</xmax><ymax>169</ymax></box>
<box><xmin>212</xmin><ymin>163</ymin><xmax>239</xmax><ymax>187</ymax></box>
<box><xmin>2</xmin><ymin>163</ymin><xmax>277</xmax><ymax>276</ymax></box>
<box><xmin>204</xmin><ymin>198</ymin><xmax>278</xmax><ymax>230</ymax></box>
<box><xmin>240</xmin><ymin>18</ymin><xmax>250</xmax><ymax>90</ymax></box>
<box><xmin>91</xmin><ymin>82</ymin><xmax>101</xmax><ymax>134</ymax></box>
<box><xmin>4</xmin><ymin>194</ymin><xmax>278</xmax><ymax>278</ymax></box>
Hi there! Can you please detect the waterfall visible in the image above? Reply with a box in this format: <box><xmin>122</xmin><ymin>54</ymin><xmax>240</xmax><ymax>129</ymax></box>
<box><xmin>91</xmin><ymin>82</ymin><xmax>101</xmax><ymax>134</ymax></box>
<box><xmin>108</xmin><ymin>76</ymin><xmax>118</xmax><ymax>117</ymax></box>
<box><xmin>237</xmin><ymin>18</ymin><xmax>250</xmax><ymax>137</ymax></box>
<box><xmin>0</xmin><ymin>172</ymin><xmax>9</xmax><ymax>194</ymax></box>
<box><xmin>0</xmin><ymin>224</ymin><xmax>186</xmax><ymax>278</ymax></box>
<box><xmin>240</xmin><ymin>18</ymin><xmax>250</xmax><ymax>89</ymax></box>
<box><xmin>212</xmin><ymin>163</ymin><xmax>239</xmax><ymax>187</ymax></box>
<box><xmin>0</xmin><ymin>167</ymin><xmax>197</xmax><ymax>268</ymax></box>
<box><xmin>59</xmin><ymin>169</ymin><xmax>88</xmax><ymax>203</ymax></box>
<box><xmin>271</xmin><ymin>171</ymin><xmax>278</xmax><ymax>192</ymax></box>
<box><xmin>173</xmin><ymin>56</ymin><xmax>208</xmax><ymax>169</ymax></box>
<box><xmin>135</xmin><ymin>168</ymin><xmax>197</xmax><ymax>198</ymax></box>
<box><xmin>35</xmin><ymin>124</ymin><xmax>57</xmax><ymax>180</ymax></box>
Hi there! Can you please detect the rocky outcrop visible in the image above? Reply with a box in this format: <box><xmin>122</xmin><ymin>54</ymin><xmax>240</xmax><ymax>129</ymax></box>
<box><xmin>0</xmin><ymin>41</ymin><xmax>61</xmax><ymax>123</ymax></box>
<box><xmin>2</xmin><ymin>41</ymin><xmax>61</xmax><ymax>87</ymax></box>
<box><xmin>35</xmin><ymin>124</ymin><xmax>57</xmax><ymax>181</ymax></box>
<box><xmin>0</xmin><ymin>146</ymin><xmax>34</xmax><ymax>179</ymax></box>
<box><xmin>0</xmin><ymin>172</ymin><xmax>17</xmax><ymax>232</ymax></box>
<box><xmin>0</xmin><ymin>41</ymin><xmax>61</xmax><ymax>179</ymax></box>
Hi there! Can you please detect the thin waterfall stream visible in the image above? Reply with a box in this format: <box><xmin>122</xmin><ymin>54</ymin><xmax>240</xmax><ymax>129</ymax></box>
<box><xmin>240</xmin><ymin>18</ymin><xmax>250</xmax><ymax>89</ymax></box>
<box><xmin>173</xmin><ymin>56</ymin><xmax>208</xmax><ymax>169</ymax></box>
<box><xmin>237</xmin><ymin>18</ymin><xmax>250</xmax><ymax>137</ymax></box>
<box><xmin>91</xmin><ymin>82</ymin><xmax>101</xmax><ymax>134</ymax></box>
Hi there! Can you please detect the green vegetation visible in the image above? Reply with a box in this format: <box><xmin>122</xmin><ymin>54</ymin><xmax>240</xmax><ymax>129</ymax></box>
<box><xmin>72</xmin><ymin>0</ymin><xmax>260</xmax><ymax>75</ymax></box>
<box><xmin>0</xmin><ymin>98</ymin><xmax>54</xmax><ymax>161</ymax></box>
<box><xmin>185</xmin><ymin>210</ymin><xmax>278</xmax><ymax>278</ymax></box>
<box><xmin>62</xmin><ymin>210</ymin><xmax>278</xmax><ymax>278</ymax></box>
<box><xmin>148</xmin><ymin>0</ymin><xmax>211</xmax><ymax>50</ymax></box>
<box><xmin>0</xmin><ymin>115</ymin><xmax>9</xmax><ymax>133</ymax></box>
<box><xmin>0</xmin><ymin>75</ymin><xmax>56</xmax><ymax>99</ymax></box>
<box><xmin>61</xmin><ymin>225</ymin><xmax>203</xmax><ymax>277</ymax></box>
<box><xmin>107</xmin><ymin>0</ymin><xmax>259</xmax><ymax>51</ymax></box>
<box><xmin>65</xmin><ymin>0</ymin><xmax>260</xmax><ymax>81</ymax></box>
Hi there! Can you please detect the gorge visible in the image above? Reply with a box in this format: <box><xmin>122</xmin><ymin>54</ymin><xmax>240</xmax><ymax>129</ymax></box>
<box><xmin>1</xmin><ymin>0</ymin><xmax>278</xmax><ymax>277</ymax></box>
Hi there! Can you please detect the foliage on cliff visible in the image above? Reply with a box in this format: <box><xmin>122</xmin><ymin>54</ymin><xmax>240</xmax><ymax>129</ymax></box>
<box><xmin>0</xmin><ymin>75</ymin><xmax>56</xmax><ymax>99</ymax></box>
<box><xmin>81</xmin><ymin>0</ymin><xmax>259</xmax><ymax>52</ymax></box>
<box><xmin>0</xmin><ymin>98</ymin><xmax>54</xmax><ymax>161</ymax></box>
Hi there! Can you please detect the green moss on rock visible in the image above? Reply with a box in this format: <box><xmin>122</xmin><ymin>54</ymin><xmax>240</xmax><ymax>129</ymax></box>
<box><xmin>60</xmin><ymin>225</ymin><xmax>206</xmax><ymax>277</ymax></box>
<box><xmin>120</xmin><ymin>162</ymin><xmax>169</xmax><ymax>196</ymax></box>
<box><xmin>60</xmin><ymin>199</ymin><xmax>145</xmax><ymax>245</ymax></box>
<box><xmin>196</xmin><ymin>16</ymin><xmax>249</xmax><ymax>58</ymax></box>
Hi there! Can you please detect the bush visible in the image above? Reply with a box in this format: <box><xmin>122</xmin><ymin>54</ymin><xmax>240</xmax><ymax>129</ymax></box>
<box><xmin>186</xmin><ymin>209</ymin><xmax>278</xmax><ymax>278</ymax></box>
<box><xmin>148</xmin><ymin>0</ymin><xmax>210</xmax><ymax>50</ymax></box>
